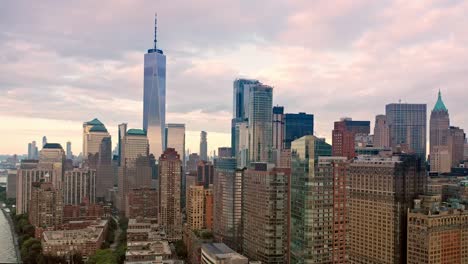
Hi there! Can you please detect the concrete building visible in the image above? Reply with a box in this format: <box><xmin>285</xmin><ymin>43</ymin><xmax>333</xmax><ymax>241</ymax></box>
<box><xmin>248</xmin><ymin>84</ymin><xmax>273</xmax><ymax>164</ymax></box>
<box><xmin>187</xmin><ymin>185</ymin><xmax>206</xmax><ymax>231</ymax></box>
<box><xmin>283</xmin><ymin>112</ymin><xmax>314</xmax><ymax>149</ymax></box>
<box><xmin>117</xmin><ymin>123</ymin><xmax>152</xmax><ymax>212</ymax></box>
<box><xmin>348</xmin><ymin>154</ymin><xmax>425</xmax><ymax>264</ymax></box>
<box><xmin>82</xmin><ymin>118</ymin><xmax>110</xmax><ymax>163</ymax></box>
<box><xmin>187</xmin><ymin>153</ymin><xmax>201</xmax><ymax>173</ymax></box>
<box><xmin>143</xmin><ymin>15</ymin><xmax>166</xmax><ymax>159</ymax></box>
<box><xmin>166</xmin><ymin>123</ymin><xmax>186</xmax><ymax>166</ymax></box>
<box><xmin>63</xmin><ymin>168</ymin><xmax>96</xmax><ymax>205</ymax></box>
<box><xmin>126</xmin><ymin>187</ymin><xmax>158</xmax><ymax>219</ymax></box>
<box><xmin>448</xmin><ymin>126</ymin><xmax>465</xmax><ymax>167</ymax></box>
<box><xmin>158</xmin><ymin>148</ymin><xmax>182</xmax><ymax>241</ymax></box>
<box><xmin>242</xmin><ymin>163</ymin><xmax>288</xmax><ymax>263</ymax></box>
<box><xmin>430</xmin><ymin>91</ymin><xmax>451</xmax><ymax>173</ymax></box>
<box><xmin>407</xmin><ymin>195</ymin><xmax>468</xmax><ymax>264</ymax></box>
<box><xmin>201</xmin><ymin>243</ymin><xmax>248</xmax><ymax>264</ymax></box>
<box><xmin>374</xmin><ymin>114</ymin><xmax>390</xmax><ymax>148</ymax></box>
<box><xmin>272</xmin><ymin>106</ymin><xmax>285</xmax><ymax>150</ymax></box>
<box><xmin>29</xmin><ymin>181</ymin><xmax>63</xmax><ymax>229</ymax></box>
<box><xmin>200</xmin><ymin>131</ymin><xmax>208</xmax><ymax>161</ymax></box>
<box><xmin>213</xmin><ymin>158</ymin><xmax>243</xmax><ymax>252</ymax></box>
<box><xmin>217</xmin><ymin>147</ymin><xmax>232</xmax><ymax>158</ymax></box>
<box><xmin>7</xmin><ymin>169</ymin><xmax>16</xmax><ymax>199</ymax></box>
<box><xmin>386</xmin><ymin>103</ymin><xmax>427</xmax><ymax>163</ymax></box>
<box><xmin>332</xmin><ymin>118</ymin><xmax>370</xmax><ymax>160</ymax></box>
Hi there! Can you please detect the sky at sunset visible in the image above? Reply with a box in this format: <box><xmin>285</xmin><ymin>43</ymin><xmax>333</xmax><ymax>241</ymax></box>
<box><xmin>1</xmin><ymin>0</ymin><xmax>467</xmax><ymax>155</ymax></box>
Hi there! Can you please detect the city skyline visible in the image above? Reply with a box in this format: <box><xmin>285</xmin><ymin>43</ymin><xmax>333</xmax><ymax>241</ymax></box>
<box><xmin>2</xmin><ymin>1</ymin><xmax>468</xmax><ymax>155</ymax></box>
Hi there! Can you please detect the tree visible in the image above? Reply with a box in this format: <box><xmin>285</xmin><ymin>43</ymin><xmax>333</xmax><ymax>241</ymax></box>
<box><xmin>174</xmin><ymin>240</ymin><xmax>187</xmax><ymax>259</ymax></box>
<box><xmin>21</xmin><ymin>237</ymin><xmax>42</xmax><ymax>264</ymax></box>
<box><xmin>87</xmin><ymin>249</ymin><xmax>117</xmax><ymax>264</ymax></box>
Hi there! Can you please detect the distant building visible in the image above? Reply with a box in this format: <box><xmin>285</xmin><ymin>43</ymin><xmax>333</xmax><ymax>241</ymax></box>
<box><xmin>7</xmin><ymin>169</ymin><xmax>16</xmax><ymax>199</ymax></box>
<box><xmin>201</xmin><ymin>243</ymin><xmax>248</xmax><ymax>264</ymax></box>
<box><xmin>248</xmin><ymin>84</ymin><xmax>273</xmax><ymax>164</ymax></box>
<box><xmin>29</xmin><ymin>181</ymin><xmax>63</xmax><ymax>229</ymax></box>
<box><xmin>125</xmin><ymin>187</ymin><xmax>158</xmax><ymax>219</ymax></box>
<box><xmin>242</xmin><ymin>163</ymin><xmax>288</xmax><ymax>263</ymax></box>
<box><xmin>272</xmin><ymin>106</ymin><xmax>285</xmax><ymax>150</ymax></box>
<box><xmin>66</xmin><ymin>141</ymin><xmax>72</xmax><ymax>160</ymax></box>
<box><xmin>234</xmin><ymin>121</ymin><xmax>249</xmax><ymax>168</ymax></box>
<box><xmin>63</xmin><ymin>168</ymin><xmax>96</xmax><ymax>205</ymax></box>
<box><xmin>166</xmin><ymin>123</ymin><xmax>186</xmax><ymax>166</ymax></box>
<box><xmin>42</xmin><ymin>136</ymin><xmax>47</xmax><ymax>148</ymax></box>
<box><xmin>430</xmin><ymin>91</ymin><xmax>451</xmax><ymax>173</ymax></box>
<box><xmin>217</xmin><ymin>147</ymin><xmax>232</xmax><ymax>158</ymax></box>
<box><xmin>448</xmin><ymin>126</ymin><xmax>465</xmax><ymax>167</ymax></box>
<box><xmin>373</xmin><ymin>115</ymin><xmax>390</xmax><ymax>148</ymax></box>
<box><xmin>332</xmin><ymin>118</ymin><xmax>370</xmax><ymax>160</ymax></box>
<box><xmin>158</xmin><ymin>148</ymin><xmax>182</xmax><ymax>241</ymax></box>
<box><xmin>187</xmin><ymin>153</ymin><xmax>201</xmax><ymax>173</ymax></box>
<box><xmin>283</xmin><ymin>112</ymin><xmax>314</xmax><ymax>149</ymax></box>
<box><xmin>82</xmin><ymin>118</ymin><xmax>110</xmax><ymax>164</ymax></box>
<box><xmin>28</xmin><ymin>140</ymin><xmax>38</xmax><ymax>160</ymax></box>
<box><xmin>200</xmin><ymin>131</ymin><xmax>208</xmax><ymax>161</ymax></box>
<box><xmin>407</xmin><ymin>195</ymin><xmax>468</xmax><ymax>264</ymax></box>
<box><xmin>197</xmin><ymin>160</ymin><xmax>214</xmax><ymax>188</ymax></box>
<box><xmin>386</xmin><ymin>103</ymin><xmax>427</xmax><ymax>162</ymax></box>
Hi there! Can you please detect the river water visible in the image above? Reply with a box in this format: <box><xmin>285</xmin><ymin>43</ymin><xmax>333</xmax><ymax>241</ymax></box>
<box><xmin>0</xmin><ymin>210</ymin><xmax>18</xmax><ymax>263</ymax></box>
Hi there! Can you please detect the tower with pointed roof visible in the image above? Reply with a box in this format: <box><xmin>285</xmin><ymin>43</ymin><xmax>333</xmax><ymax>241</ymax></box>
<box><xmin>430</xmin><ymin>90</ymin><xmax>450</xmax><ymax>173</ymax></box>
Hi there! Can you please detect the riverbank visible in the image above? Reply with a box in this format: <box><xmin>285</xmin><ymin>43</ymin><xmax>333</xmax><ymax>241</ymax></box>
<box><xmin>0</xmin><ymin>208</ymin><xmax>21</xmax><ymax>263</ymax></box>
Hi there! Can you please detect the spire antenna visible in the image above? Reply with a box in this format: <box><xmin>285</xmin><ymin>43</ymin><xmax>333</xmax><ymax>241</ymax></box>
<box><xmin>154</xmin><ymin>13</ymin><xmax>158</xmax><ymax>50</ymax></box>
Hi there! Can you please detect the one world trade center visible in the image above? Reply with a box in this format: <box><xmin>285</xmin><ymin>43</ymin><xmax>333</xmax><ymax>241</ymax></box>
<box><xmin>143</xmin><ymin>15</ymin><xmax>166</xmax><ymax>159</ymax></box>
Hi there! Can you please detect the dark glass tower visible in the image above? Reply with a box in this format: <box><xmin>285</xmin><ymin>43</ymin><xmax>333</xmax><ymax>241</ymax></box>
<box><xmin>284</xmin><ymin>112</ymin><xmax>314</xmax><ymax>149</ymax></box>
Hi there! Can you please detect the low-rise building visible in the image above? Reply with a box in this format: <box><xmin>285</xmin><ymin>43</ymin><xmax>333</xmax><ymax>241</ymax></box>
<box><xmin>201</xmin><ymin>243</ymin><xmax>248</xmax><ymax>264</ymax></box>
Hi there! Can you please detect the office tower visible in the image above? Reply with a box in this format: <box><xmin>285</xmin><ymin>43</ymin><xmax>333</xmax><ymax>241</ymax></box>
<box><xmin>386</xmin><ymin>103</ymin><xmax>427</xmax><ymax>162</ymax></box>
<box><xmin>448</xmin><ymin>126</ymin><xmax>465</xmax><ymax>167</ymax></box>
<box><xmin>213</xmin><ymin>158</ymin><xmax>243</xmax><ymax>251</ymax></box>
<box><xmin>231</xmin><ymin>79</ymin><xmax>261</xmax><ymax>157</ymax></box>
<box><xmin>38</xmin><ymin>143</ymin><xmax>65</xmax><ymax>188</ymax></box>
<box><xmin>28</xmin><ymin>141</ymin><xmax>39</xmax><ymax>159</ymax></box>
<box><xmin>407</xmin><ymin>195</ymin><xmax>468</xmax><ymax>264</ymax></box>
<box><xmin>291</xmin><ymin>136</ymin><xmax>347</xmax><ymax>263</ymax></box>
<box><xmin>348</xmin><ymin>154</ymin><xmax>425</xmax><ymax>264</ymax></box>
<box><xmin>272</xmin><ymin>106</ymin><xmax>285</xmax><ymax>150</ymax></box>
<box><xmin>242</xmin><ymin>163</ymin><xmax>288</xmax><ymax>263</ymax></box>
<box><xmin>373</xmin><ymin>115</ymin><xmax>390</xmax><ymax>148</ymax></box>
<box><xmin>197</xmin><ymin>160</ymin><xmax>214</xmax><ymax>188</ymax></box>
<box><xmin>429</xmin><ymin>91</ymin><xmax>450</xmax><ymax>173</ymax></box>
<box><xmin>166</xmin><ymin>123</ymin><xmax>186</xmax><ymax>166</ymax></box>
<box><xmin>200</xmin><ymin>131</ymin><xmax>208</xmax><ymax>161</ymax></box>
<box><xmin>332</xmin><ymin>118</ymin><xmax>370</xmax><ymax>159</ymax></box>
<box><xmin>63</xmin><ymin>168</ymin><xmax>96</xmax><ymax>205</ymax></box>
<box><xmin>42</xmin><ymin>136</ymin><xmax>47</xmax><ymax>147</ymax></box>
<box><xmin>235</xmin><ymin>121</ymin><xmax>249</xmax><ymax>168</ymax></box>
<box><xmin>201</xmin><ymin>243</ymin><xmax>249</xmax><ymax>264</ymax></box>
<box><xmin>143</xmin><ymin>15</ymin><xmax>166</xmax><ymax>159</ymax></box>
<box><xmin>187</xmin><ymin>153</ymin><xmax>201</xmax><ymax>173</ymax></box>
<box><xmin>29</xmin><ymin>181</ymin><xmax>63</xmax><ymax>229</ymax></box>
<box><xmin>117</xmin><ymin>123</ymin><xmax>152</xmax><ymax>213</ymax></box>
<box><xmin>96</xmin><ymin>136</ymin><xmax>113</xmax><ymax>200</ymax></box>
<box><xmin>217</xmin><ymin>147</ymin><xmax>232</xmax><ymax>158</ymax></box>
<box><xmin>66</xmin><ymin>141</ymin><xmax>72</xmax><ymax>160</ymax></box>
<box><xmin>125</xmin><ymin>187</ymin><xmax>158</xmax><ymax>219</ymax></box>
<box><xmin>248</xmin><ymin>84</ymin><xmax>273</xmax><ymax>163</ymax></box>
<box><xmin>158</xmin><ymin>148</ymin><xmax>182</xmax><ymax>241</ymax></box>
<box><xmin>283</xmin><ymin>112</ymin><xmax>314</xmax><ymax>149</ymax></box>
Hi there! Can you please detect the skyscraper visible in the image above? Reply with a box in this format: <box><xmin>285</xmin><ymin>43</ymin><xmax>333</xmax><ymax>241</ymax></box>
<box><xmin>283</xmin><ymin>112</ymin><xmax>314</xmax><ymax>149</ymax></box>
<box><xmin>373</xmin><ymin>115</ymin><xmax>390</xmax><ymax>148</ymax></box>
<box><xmin>430</xmin><ymin>91</ymin><xmax>450</xmax><ymax>173</ymax></box>
<box><xmin>158</xmin><ymin>148</ymin><xmax>182</xmax><ymax>241</ymax></box>
<box><xmin>117</xmin><ymin>123</ymin><xmax>152</xmax><ymax>212</ymax></box>
<box><xmin>63</xmin><ymin>168</ymin><xmax>96</xmax><ymax>205</ymax></box>
<box><xmin>82</xmin><ymin>118</ymin><xmax>110</xmax><ymax>164</ymax></box>
<box><xmin>42</xmin><ymin>136</ymin><xmax>47</xmax><ymax>147</ymax></box>
<box><xmin>217</xmin><ymin>147</ymin><xmax>232</xmax><ymax>158</ymax></box>
<box><xmin>66</xmin><ymin>141</ymin><xmax>72</xmax><ymax>160</ymax></box>
<box><xmin>248</xmin><ymin>84</ymin><xmax>273</xmax><ymax>163</ymax></box>
<box><xmin>234</xmin><ymin>121</ymin><xmax>249</xmax><ymax>168</ymax></box>
<box><xmin>197</xmin><ymin>160</ymin><xmax>214</xmax><ymax>188</ymax></box>
<box><xmin>272</xmin><ymin>106</ymin><xmax>285</xmax><ymax>150</ymax></box>
<box><xmin>348</xmin><ymin>154</ymin><xmax>425</xmax><ymax>264</ymax></box>
<box><xmin>200</xmin><ymin>131</ymin><xmax>208</xmax><ymax>161</ymax></box>
<box><xmin>231</xmin><ymin>79</ymin><xmax>261</xmax><ymax>157</ymax></box>
<box><xmin>448</xmin><ymin>126</ymin><xmax>466</xmax><ymax>167</ymax></box>
<box><xmin>143</xmin><ymin>15</ymin><xmax>166</xmax><ymax>159</ymax></box>
<box><xmin>28</xmin><ymin>141</ymin><xmax>38</xmax><ymax>160</ymax></box>
<box><xmin>386</xmin><ymin>103</ymin><xmax>427</xmax><ymax>162</ymax></box>
<box><xmin>166</xmin><ymin>123</ymin><xmax>186</xmax><ymax>166</ymax></box>
<box><xmin>332</xmin><ymin>118</ymin><xmax>370</xmax><ymax>159</ymax></box>
<box><xmin>96</xmin><ymin>136</ymin><xmax>113</xmax><ymax>200</ymax></box>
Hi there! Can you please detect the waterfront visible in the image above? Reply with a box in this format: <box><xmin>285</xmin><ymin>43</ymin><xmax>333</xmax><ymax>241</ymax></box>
<box><xmin>0</xmin><ymin>209</ymin><xmax>18</xmax><ymax>263</ymax></box>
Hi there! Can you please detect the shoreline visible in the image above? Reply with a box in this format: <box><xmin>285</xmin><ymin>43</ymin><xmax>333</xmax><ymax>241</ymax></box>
<box><xmin>1</xmin><ymin>208</ymin><xmax>21</xmax><ymax>263</ymax></box>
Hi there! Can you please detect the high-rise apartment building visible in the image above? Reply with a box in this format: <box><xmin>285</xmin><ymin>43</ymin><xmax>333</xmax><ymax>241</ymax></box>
<box><xmin>158</xmin><ymin>148</ymin><xmax>182</xmax><ymax>241</ymax></box>
<box><xmin>386</xmin><ymin>103</ymin><xmax>427</xmax><ymax>162</ymax></box>
<box><xmin>200</xmin><ymin>131</ymin><xmax>208</xmax><ymax>161</ymax></box>
<box><xmin>283</xmin><ymin>112</ymin><xmax>314</xmax><ymax>149</ymax></box>
<box><xmin>29</xmin><ymin>181</ymin><xmax>63</xmax><ymax>229</ymax></box>
<box><xmin>373</xmin><ymin>115</ymin><xmax>390</xmax><ymax>148</ymax></box>
<box><xmin>348</xmin><ymin>154</ymin><xmax>425</xmax><ymax>264</ymax></box>
<box><xmin>16</xmin><ymin>160</ymin><xmax>52</xmax><ymax>214</ymax></box>
<box><xmin>291</xmin><ymin>136</ymin><xmax>348</xmax><ymax>264</ymax></box>
<box><xmin>125</xmin><ymin>187</ymin><xmax>158</xmax><ymax>219</ymax></box>
<box><xmin>213</xmin><ymin>158</ymin><xmax>243</xmax><ymax>252</ymax></box>
<box><xmin>407</xmin><ymin>195</ymin><xmax>468</xmax><ymax>264</ymax></box>
<box><xmin>63</xmin><ymin>168</ymin><xmax>96</xmax><ymax>205</ymax></box>
<box><xmin>248</xmin><ymin>84</ymin><xmax>273</xmax><ymax>164</ymax></box>
<box><xmin>166</xmin><ymin>123</ymin><xmax>186</xmax><ymax>166</ymax></box>
<box><xmin>332</xmin><ymin>118</ymin><xmax>370</xmax><ymax>159</ymax></box>
<box><xmin>117</xmin><ymin>123</ymin><xmax>152</xmax><ymax>212</ymax></box>
<box><xmin>187</xmin><ymin>185</ymin><xmax>205</xmax><ymax>231</ymax></box>
<box><xmin>143</xmin><ymin>16</ymin><xmax>166</xmax><ymax>159</ymax></box>
<box><xmin>272</xmin><ymin>106</ymin><xmax>285</xmax><ymax>150</ymax></box>
<box><xmin>448</xmin><ymin>126</ymin><xmax>465</xmax><ymax>168</ymax></box>
<box><xmin>242</xmin><ymin>163</ymin><xmax>288</xmax><ymax>263</ymax></box>
<box><xmin>38</xmin><ymin>143</ymin><xmax>65</xmax><ymax>189</ymax></box>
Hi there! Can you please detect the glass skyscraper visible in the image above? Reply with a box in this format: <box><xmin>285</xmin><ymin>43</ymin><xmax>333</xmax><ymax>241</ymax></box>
<box><xmin>143</xmin><ymin>16</ymin><xmax>166</xmax><ymax>160</ymax></box>
<box><xmin>386</xmin><ymin>103</ymin><xmax>427</xmax><ymax>162</ymax></box>
<box><xmin>248</xmin><ymin>84</ymin><xmax>273</xmax><ymax>163</ymax></box>
<box><xmin>284</xmin><ymin>112</ymin><xmax>314</xmax><ymax>149</ymax></box>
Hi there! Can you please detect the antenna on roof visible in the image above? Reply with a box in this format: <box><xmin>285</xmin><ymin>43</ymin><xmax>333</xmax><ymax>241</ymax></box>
<box><xmin>154</xmin><ymin>13</ymin><xmax>158</xmax><ymax>50</ymax></box>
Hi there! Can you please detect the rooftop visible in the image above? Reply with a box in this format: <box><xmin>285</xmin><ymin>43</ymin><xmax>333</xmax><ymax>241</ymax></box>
<box><xmin>127</xmin><ymin>129</ymin><xmax>147</xmax><ymax>136</ymax></box>
<box><xmin>85</xmin><ymin>118</ymin><xmax>104</xmax><ymax>126</ymax></box>
<box><xmin>89</xmin><ymin>124</ymin><xmax>108</xmax><ymax>133</ymax></box>
<box><xmin>43</xmin><ymin>143</ymin><xmax>63</xmax><ymax>149</ymax></box>
<box><xmin>433</xmin><ymin>90</ymin><xmax>448</xmax><ymax>112</ymax></box>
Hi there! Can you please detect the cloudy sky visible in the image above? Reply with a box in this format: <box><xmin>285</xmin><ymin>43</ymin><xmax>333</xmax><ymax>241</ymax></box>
<box><xmin>1</xmin><ymin>0</ymin><xmax>467</xmax><ymax>155</ymax></box>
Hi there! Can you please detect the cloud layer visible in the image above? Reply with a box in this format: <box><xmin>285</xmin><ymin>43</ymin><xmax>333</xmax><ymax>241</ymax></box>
<box><xmin>1</xmin><ymin>0</ymin><xmax>467</xmax><ymax>154</ymax></box>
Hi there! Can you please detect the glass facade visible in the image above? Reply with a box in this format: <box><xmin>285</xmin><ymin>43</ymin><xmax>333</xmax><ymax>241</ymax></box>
<box><xmin>386</xmin><ymin>103</ymin><xmax>427</xmax><ymax>162</ymax></box>
<box><xmin>248</xmin><ymin>84</ymin><xmax>273</xmax><ymax>163</ymax></box>
<box><xmin>143</xmin><ymin>49</ymin><xmax>166</xmax><ymax>160</ymax></box>
<box><xmin>284</xmin><ymin>112</ymin><xmax>314</xmax><ymax>149</ymax></box>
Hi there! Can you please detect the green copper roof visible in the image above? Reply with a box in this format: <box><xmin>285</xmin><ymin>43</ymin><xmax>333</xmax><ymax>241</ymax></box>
<box><xmin>127</xmin><ymin>129</ymin><xmax>147</xmax><ymax>136</ymax></box>
<box><xmin>89</xmin><ymin>124</ymin><xmax>108</xmax><ymax>133</ymax></box>
<box><xmin>43</xmin><ymin>143</ymin><xmax>63</xmax><ymax>149</ymax></box>
<box><xmin>433</xmin><ymin>90</ymin><xmax>448</xmax><ymax>112</ymax></box>
<box><xmin>86</xmin><ymin>118</ymin><xmax>104</xmax><ymax>126</ymax></box>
